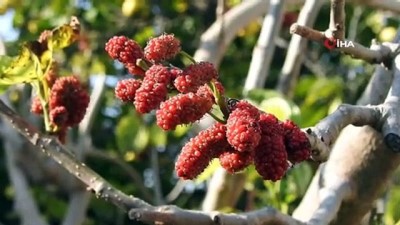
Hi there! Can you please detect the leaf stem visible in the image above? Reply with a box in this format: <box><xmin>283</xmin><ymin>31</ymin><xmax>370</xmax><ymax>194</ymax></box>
<box><xmin>179</xmin><ymin>51</ymin><xmax>196</xmax><ymax>64</ymax></box>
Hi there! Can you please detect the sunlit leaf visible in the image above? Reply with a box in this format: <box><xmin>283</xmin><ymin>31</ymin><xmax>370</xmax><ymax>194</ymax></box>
<box><xmin>0</xmin><ymin>45</ymin><xmax>40</xmax><ymax>85</ymax></box>
<box><xmin>48</xmin><ymin>16</ymin><xmax>80</xmax><ymax>50</ymax></box>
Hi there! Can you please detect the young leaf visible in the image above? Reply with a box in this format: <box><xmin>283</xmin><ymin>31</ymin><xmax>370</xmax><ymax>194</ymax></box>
<box><xmin>48</xmin><ymin>16</ymin><xmax>80</xmax><ymax>50</ymax></box>
<box><xmin>0</xmin><ymin>45</ymin><xmax>41</xmax><ymax>85</ymax></box>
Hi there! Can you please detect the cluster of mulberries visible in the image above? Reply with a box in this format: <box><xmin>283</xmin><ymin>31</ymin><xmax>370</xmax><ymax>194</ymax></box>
<box><xmin>108</xmin><ymin>34</ymin><xmax>223</xmax><ymax>131</ymax></box>
<box><xmin>105</xmin><ymin>33</ymin><xmax>311</xmax><ymax>181</ymax></box>
<box><xmin>31</xmin><ymin>73</ymin><xmax>90</xmax><ymax>143</ymax></box>
<box><xmin>175</xmin><ymin>100</ymin><xmax>311</xmax><ymax>181</ymax></box>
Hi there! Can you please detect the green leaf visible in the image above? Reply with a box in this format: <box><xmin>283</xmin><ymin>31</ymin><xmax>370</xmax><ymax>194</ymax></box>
<box><xmin>48</xmin><ymin>17</ymin><xmax>80</xmax><ymax>50</ymax></box>
<box><xmin>0</xmin><ymin>46</ymin><xmax>40</xmax><ymax>85</ymax></box>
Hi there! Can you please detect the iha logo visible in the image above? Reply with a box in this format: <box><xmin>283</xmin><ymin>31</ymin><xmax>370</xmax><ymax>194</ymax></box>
<box><xmin>323</xmin><ymin>38</ymin><xmax>354</xmax><ymax>50</ymax></box>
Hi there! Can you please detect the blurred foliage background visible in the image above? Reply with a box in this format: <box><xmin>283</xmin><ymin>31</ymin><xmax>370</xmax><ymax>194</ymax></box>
<box><xmin>0</xmin><ymin>0</ymin><xmax>399</xmax><ymax>224</ymax></box>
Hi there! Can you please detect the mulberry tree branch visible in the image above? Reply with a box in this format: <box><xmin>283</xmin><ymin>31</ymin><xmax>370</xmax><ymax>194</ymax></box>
<box><xmin>0</xmin><ymin>99</ymin><xmax>151</xmax><ymax>211</ymax></box>
<box><xmin>0</xmin><ymin>98</ymin><xmax>312</xmax><ymax>225</ymax></box>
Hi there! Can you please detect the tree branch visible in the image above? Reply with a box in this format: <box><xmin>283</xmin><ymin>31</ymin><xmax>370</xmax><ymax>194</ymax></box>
<box><xmin>243</xmin><ymin>0</ymin><xmax>284</xmax><ymax>93</ymax></box>
<box><xmin>0</xmin><ymin>99</ymin><xmax>151</xmax><ymax>211</ymax></box>
<box><xmin>329</xmin><ymin>0</ymin><xmax>346</xmax><ymax>39</ymax></box>
<box><xmin>277</xmin><ymin>0</ymin><xmax>325</xmax><ymax>96</ymax></box>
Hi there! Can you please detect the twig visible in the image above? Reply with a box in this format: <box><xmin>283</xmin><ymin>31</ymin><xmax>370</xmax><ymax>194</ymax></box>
<box><xmin>243</xmin><ymin>0</ymin><xmax>285</xmax><ymax>93</ymax></box>
<box><xmin>290</xmin><ymin>24</ymin><xmax>400</xmax><ymax>66</ymax></box>
<box><xmin>0</xmin><ymin>99</ymin><xmax>151</xmax><ymax>211</ymax></box>
<box><xmin>328</xmin><ymin>0</ymin><xmax>346</xmax><ymax>39</ymax></box>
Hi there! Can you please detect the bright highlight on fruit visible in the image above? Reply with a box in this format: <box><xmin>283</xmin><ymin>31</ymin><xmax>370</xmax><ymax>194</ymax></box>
<box><xmin>105</xmin><ymin>33</ymin><xmax>311</xmax><ymax>181</ymax></box>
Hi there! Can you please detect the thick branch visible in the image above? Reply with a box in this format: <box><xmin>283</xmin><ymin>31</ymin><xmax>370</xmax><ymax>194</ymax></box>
<box><xmin>129</xmin><ymin>205</ymin><xmax>305</xmax><ymax>225</ymax></box>
<box><xmin>381</xmin><ymin>55</ymin><xmax>400</xmax><ymax>152</ymax></box>
<box><xmin>304</xmin><ymin>104</ymin><xmax>381</xmax><ymax>161</ymax></box>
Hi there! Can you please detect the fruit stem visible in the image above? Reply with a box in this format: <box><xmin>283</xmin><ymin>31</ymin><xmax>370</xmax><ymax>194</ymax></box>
<box><xmin>207</xmin><ymin>111</ymin><xmax>226</xmax><ymax>124</ymax></box>
<box><xmin>179</xmin><ymin>51</ymin><xmax>196</xmax><ymax>64</ymax></box>
<box><xmin>136</xmin><ymin>58</ymin><xmax>150</xmax><ymax>71</ymax></box>
<box><xmin>208</xmin><ymin>81</ymin><xmax>230</xmax><ymax>120</ymax></box>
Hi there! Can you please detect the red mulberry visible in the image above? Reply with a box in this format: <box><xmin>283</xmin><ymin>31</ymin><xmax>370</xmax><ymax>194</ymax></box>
<box><xmin>31</xmin><ymin>96</ymin><xmax>43</xmax><ymax>115</ymax></box>
<box><xmin>145</xmin><ymin>64</ymin><xmax>172</xmax><ymax>84</ymax></box>
<box><xmin>175</xmin><ymin>122</ymin><xmax>228</xmax><ymax>179</ymax></box>
<box><xmin>115</xmin><ymin>79</ymin><xmax>142</xmax><ymax>102</ymax></box>
<box><xmin>169</xmin><ymin>67</ymin><xmax>183</xmax><ymax>80</ymax></box>
<box><xmin>226</xmin><ymin>101</ymin><xmax>261</xmax><ymax>152</ymax></box>
<box><xmin>156</xmin><ymin>93</ymin><xmax>213</xmax><ymax>130</ymax></box>
<box><xmin>134</xmin><ymin>79</ymin><xmax>168</xmax><ymax>113</ymax></box>
<box><xmin>50</xmin><ymin>106</ymin><xmax>68</xmax><ymax>127</ymax></box>
<box><xmin>49</xmin><ymin>76</ymin><xmax>90</xmax><ymax>126</ymax></box>
<box><xmin>282</xmin><ymin>120</ymin><xmax>311</xmax><ymax>164</ymax></box>
<box><xmin>144</xmin><ymin>33</ymin><xmax>181</xmax><ymax>63</ymax></box>
<box><xmin>174</xmin><ymin>62</ymin><xmax>218</xmax><ymax>93</ymax></box>
<box><xmin>105</xmin><ymin>36</ymin><xmax>145</xmax><ymax>75</ymax></box>
<box><xmin>254</xmin><ymin>113</ymin><xmax>289</xmax><ymax>181</ymax></box>
<box><xmin>196</xmin><ymin>81</ymin><xmax>225</xmax><ymax>104</ymax></box>
<box><xmin>219</xmin><ymin>147</ymin><xmax>252</xmax><ymax>173</ymax></box>
<box><xmin>126</xmin><ymin>63</ymin><xmax>146</xmax><ymax>76</ymax></box>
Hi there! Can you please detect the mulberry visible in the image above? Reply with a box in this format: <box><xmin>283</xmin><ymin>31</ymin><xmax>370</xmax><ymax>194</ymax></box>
<box><xmin>226</xmin><ymin>101</ymin><xmax>261</xmax><ymax>152</ymax></box>
<box><xmin>175</xmin><ymin>122</ymin><xmax>228</xmax><ymax>179</ymax></box>
<box><xmin>144</xmin><ymin>33</ymin><xmax>181</xmax><ymax>63</ymax></box>
<box><xmin>254</xmin><ymin>113</ymin><xmax>289</xmax><ymax>181</ymax></box>
<box><xmin>49</xmin><ymin>76</ymin><xmax>90</xmax><ymax>126</ymax></box>
<box><xmin>145</xmin><ymin>64</ymin><xmax>172</xmax><ymax>84</ymax></box>
<box><xmin>219</xmin><ymin>147</ymin><xmax>252</xmax><ymax>173</ymax></box>
<box><xmin>50</xmin><ymin>106</ymin><xmax>68</xmax><ymax>127</ymax></box>
<box><xmin>196</xmin><ymin>81</ymin><xmax>225</xmax><ymax>104</ymax></box>
<box><xmin>105</xmin><ymin>36</ymin><xmax>145</xmax><ymax>75</ymax></box>
<box><xmin>134</xmin><ymin>79</ymin><xmax>168</xmax><ymax>113</ymax></box>
<box><xmin>31</xmin><ymin>96</ymin><xmax>43</xmax><ymax>115</ymax></box>
<box><xmin>156</xmin><ymin>93</ymin><xmax>213</xmax><ymax>130</ymax></box>
<box><xmin>115</xmin><ymin>79</ymin><xmax>142</xmax><ymax>102</ymax></box>
<box><xmin>174</xmin><ymin>62</ymin><xmax>218</xmax><ymax>93</ymax></box>
<box><xmin>282</xmin><ymin>120</ymin><xmax>311</xmax><ymax>164</ymax></box>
